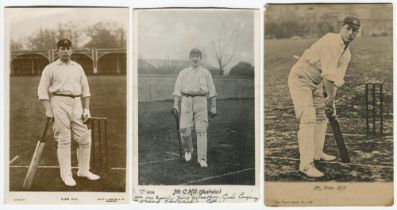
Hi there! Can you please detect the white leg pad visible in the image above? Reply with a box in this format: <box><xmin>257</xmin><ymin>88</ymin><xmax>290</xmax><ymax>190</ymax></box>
<box><xmin>180</xmin><ymin>128</ymin><xmax>193</xmax><ymax>153</ymax></box>
<box><xmin>314</xmin><ymin>123</ymin><xmax>328</xmax><ymax>160</ymax></box>
<box><xmin>186</xmin><ymin>135</ymin><xmax>194</xmax><ymax>153</ymax></box>
<box><xmin>77</xmin><ymin>130</ymin><xmax>91</xmax><ymax>174</ymax></box>
<box><xmin>57</xmin><ymin>144</ymin><xmax>72</xmax><ymax>180</ymax></box>
<box><xmin>196</xmin><ymin>132</ymin><xmax>207</xmax><ymax>162</ymax></box>
<box><xmin>298</xmin><ymin>123</ymin><xmax>316</xmax><ymax>169</ymax></box>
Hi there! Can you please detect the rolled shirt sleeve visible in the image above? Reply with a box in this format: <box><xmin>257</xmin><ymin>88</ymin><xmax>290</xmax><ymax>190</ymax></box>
<box><xmin>173</xmin><ymin>71</ymin><xmax>183</xmax><ymax>97</ymax></box>
<box><xmin>37</xmin><ymin>66</ymin><xmax>51</xmax><ymax>100</ymax></box>
<box><xmin>80</xmin><ymin>66</ymin><xmax>91</xmax><ymax>98</ymax></box>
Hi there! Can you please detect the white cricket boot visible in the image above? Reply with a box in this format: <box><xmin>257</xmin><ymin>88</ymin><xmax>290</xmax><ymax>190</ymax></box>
<box><xmin>77</xmin><ymin>171</ymin><xmax>100</xmax><ymax>180</ymax></box>
<box><xmin>199</xmin><ymin>160</ymin><xmax>208</xmax><ymax>168</ymax></box>
<box><xmin>184</xmin><ymin>152</ymin><xmax>192</xmax><ymax>162</ymax></box>
<box><xmin>62</xmin><ymin>176</ymin><xmax>77</xmax><ymax>187</ymax></box>
<box><xmin>319</xmin><ymin>153</ymin><xmax>336</xmax><ymax>161</ymax></box>
<box><xmin>299</xmin><ymin>163</ymin><xmax>324</xmax><ymax>178</ymax></box>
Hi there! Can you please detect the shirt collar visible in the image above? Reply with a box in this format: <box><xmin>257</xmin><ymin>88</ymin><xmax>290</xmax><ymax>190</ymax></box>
<box><xmin>339</xmin><ymin>33</ymin><xmax>352</xmax><ymax>51</ymax></box>
<box><xmin>337</xmin><ymin>33</ymin><xmax>351</xmax><ymax>55</ymax></box>
<box><xmin>190</xmin><ymin>65</ymin><xmax>201</xmax><ymax>71</ymax></box>
<box><xmin>337</xmin><ymin>33</ymin><xmax>347</xmax><ymax>47</ymax></box>
<box><xmin>55</xmin><ymin>59</ymin><xmax>73</xmax><ymax>65</ymax></box>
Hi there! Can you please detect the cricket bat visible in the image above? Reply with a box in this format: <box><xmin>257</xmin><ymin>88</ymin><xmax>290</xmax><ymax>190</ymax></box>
<box><xmin>327</xmin><ymin>116</ymin><xmax>350</xmax><ymax>163</ymax></box>
<box><xmin>170</xmin><ymin>108</ymin><xmax>183</xmax><ymax>159</ymax></box>
<box><xmin>22</xmin><ymin>118</ymin><xmax>52</xmax><ymax>189</ymax></box>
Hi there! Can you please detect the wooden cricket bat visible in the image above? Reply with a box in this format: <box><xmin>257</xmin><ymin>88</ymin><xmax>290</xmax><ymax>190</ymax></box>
<box><xmin>327</xmin><ymin>116</ymin><xmax>350</xmax><ymax>163</ymax></box>
<box><xmin>170</xmin><ymin>108</ymin><xmax>183</xmax><ymax>159</ymax></box>
<box><xmin>22</xmin><ymin>118</ymin><xmax>52</xmax><ymax>189</ymax></box>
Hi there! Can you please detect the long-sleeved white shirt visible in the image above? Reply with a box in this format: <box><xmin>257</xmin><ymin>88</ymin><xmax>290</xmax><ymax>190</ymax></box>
<box><xmin>299</xmin><ymin>32</ymin><xmax>351</xmax><ymax>87</ymax></box>
<box><xmin>38</xmin><ymin>59</ymin><xmax>90</xmax><ymax>100</ymax></box>
<box><xmin>173</xmin><ymin>66</ymin><xmax>217</xmax><ymax>98</ymax></box>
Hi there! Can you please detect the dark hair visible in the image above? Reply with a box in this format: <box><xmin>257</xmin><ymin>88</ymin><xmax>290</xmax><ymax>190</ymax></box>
<box><xmin>342</xmin><ymin>15</ymin><xmax>360</xmax><ymax>30</ymax></box>
<box><xmin>189</xmin><ymin>48</ymin><xmax>202</xmax><ymax>58</ymax></box>
<box><xmin>57</xmin><ymin>39</ymin><xmax>72</xmax><ymax>49</ymax></box>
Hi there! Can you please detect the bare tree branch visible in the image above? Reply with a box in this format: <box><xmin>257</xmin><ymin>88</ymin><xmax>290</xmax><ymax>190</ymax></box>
<box><xmin>211</xmin><ymin>30</ymin><xmax>240</xmax><ymax>75</ymax></box>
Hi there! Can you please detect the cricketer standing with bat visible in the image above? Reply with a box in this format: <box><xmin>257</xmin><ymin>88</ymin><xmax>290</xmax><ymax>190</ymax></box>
<box><xmin>37</xmin><ymin>39</ymin><xmax>100</xmax><ymax>186</ymax></box>
<box><xmin>172</xmin><ymin>48</ymin><xmax>217</xmax><ymax>167</ymax></box>
<box><xmin>287</xmin><ymin>16</ymin><xmax>360</xmax><ymax>177</ymax></box>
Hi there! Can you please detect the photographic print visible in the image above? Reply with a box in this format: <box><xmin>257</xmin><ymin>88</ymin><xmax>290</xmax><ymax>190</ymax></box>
<box><xmin>264</xmin><ymin>3</ymin><xmax>393</xmax><ymax>206</ymax></box>
<box><xmin>133</xmin><ymin>8</ymin><xmax>260</xmax><ymax>203</ymax></box>
<box><xmin>5</xmin><ymin>7</ymin><xmax>128</xmax><ymax>204</ymax></box>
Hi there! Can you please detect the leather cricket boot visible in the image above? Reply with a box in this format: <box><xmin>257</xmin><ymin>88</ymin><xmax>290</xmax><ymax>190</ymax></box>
<box><xmin>299</xmin><ymin>163</ymin><xmax>324</xmax><ymax>178</ymax></box>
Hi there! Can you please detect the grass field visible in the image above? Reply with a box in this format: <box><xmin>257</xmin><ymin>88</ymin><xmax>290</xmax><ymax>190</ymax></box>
<box><xmin>138</xmin><ymin>99</ymin><xmax>255</xmax><ymax>185</ymax></box>
<box><xmin>264</xmin><ymin>36</ymin><xmax>393</xmax><ymax>182</ymax></box>
<box><xmin>9</xmin><ymin>75</ymin><xmax>126</xmax><ymax>191</ymax></box>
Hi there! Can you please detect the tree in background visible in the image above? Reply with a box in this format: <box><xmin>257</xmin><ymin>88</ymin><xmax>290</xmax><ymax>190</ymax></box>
<box><xmin>12</xmin><ymin>21</ymin><xmax>126</xmax><ymax>50</ymax></box>
<box><xmin>211</xmin><ymin>30</ymin><xmax>239</xmax><ymax>76</ymax></box>
<box><xmin>57</xmin><ymin>21</ymin><xmax>84</xmax><ymax>48</ymax></box>
<box><xmin>84</xmin><ymin>22</ymin><xmax>126</xmax><ymax>49</ymax></box>
<box><xmin>24</xmin><ymin>22</ymin><xmax>84</xmax><ymax>50</ymax></box>
<box><xmin>10</xmin><ymin>39</ymin><xmax>23</xmax><ymax>50</ymax></box>
<box><xmin>26</xmin><ymin>28</ymin><xmax>58</xmax><ymax>50</ymax></box>
<box><xmin>229</xmin><ymin>62</ymin><xmax>254</xmax><ymax>78</ymax></box>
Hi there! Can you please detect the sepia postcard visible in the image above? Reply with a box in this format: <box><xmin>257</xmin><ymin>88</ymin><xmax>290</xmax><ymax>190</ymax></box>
<box><xmin>132</xmin><ymin>8</ymin><xmax>260</xmax><ymax>203</ymax></box>
<box><xmin>264</xmin><ymin>3</ymin><xmax>393</xmax><ymax>206</ymax></box>
<box><xmin>4</xmin><ymin>7</ymin><xmax>129</xmax><ymax>204</ymax></box>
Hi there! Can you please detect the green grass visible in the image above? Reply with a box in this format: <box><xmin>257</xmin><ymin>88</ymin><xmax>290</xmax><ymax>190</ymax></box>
<box><xmin>264</xmin><ymin>36</ymin><xmax>393</xmax><ymax>182</ymax></box>
<box><xmin>138</xmin><ymin>99</ymin><xmax>255</xmax><ymax>185</ymax></box>
<box><xmin>9</xmin><ymin>75</ymin><xmax>126</xmax><ymax>191</ymax></box>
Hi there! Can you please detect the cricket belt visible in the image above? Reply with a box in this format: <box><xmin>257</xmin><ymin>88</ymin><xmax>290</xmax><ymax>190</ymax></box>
<box><xmin>53</xmin><ymin>93</ymin><xmax>82</xmax><ymax>98</ymax></box>
<box><xmin>182</xmin><ymin>92</ymin><xmax>207</xmax><ymax>97</ymax></box>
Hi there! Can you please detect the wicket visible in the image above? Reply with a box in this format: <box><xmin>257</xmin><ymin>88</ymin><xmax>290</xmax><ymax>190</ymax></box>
<box><xmin>365</xmin><ymin>82</ymin><xmax>383</xmax><ymax>136</ymax></box>
<box><xmin>88</xmin><ymin>117</ymin><xmax>109</xmax><ymax>173</ymax></box>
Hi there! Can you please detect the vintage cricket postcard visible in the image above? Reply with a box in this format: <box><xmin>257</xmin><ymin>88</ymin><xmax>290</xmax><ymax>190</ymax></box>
<box><xmin>264</xmin><ymin>3</ymin><xmax>393</xmax><ymax>206</ymax></box>
<box><xmin>132</xmin><ymin>8</ymin><xmax>260</xmax><ymax>203</ymax></box>
<box><xmin>4</xmin><ymin>7</ymin><xmax>129</xmax><ymax>204</ymax></box>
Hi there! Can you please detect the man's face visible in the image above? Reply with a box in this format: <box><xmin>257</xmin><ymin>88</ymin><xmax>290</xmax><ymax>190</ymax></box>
<box><xmin>340</xmin><ymin>24</ymin><xmax>359</xmax><ymax>43</ymax></box>
<box><xmin>190</xmin><ymin>53</ymin><xmax>201</xmax><ymax>67</ymax></box>
<box><xmin>58</xmin><ymin>46</ymin><xmax>72</xmax><ymax>62</ymax></box>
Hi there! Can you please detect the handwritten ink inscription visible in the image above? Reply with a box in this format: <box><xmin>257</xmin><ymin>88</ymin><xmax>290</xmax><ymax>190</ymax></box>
<box><xmin>134</xmin><ymin>188</ymin><xmax>258</xmax><ymax>203</ymax></box>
